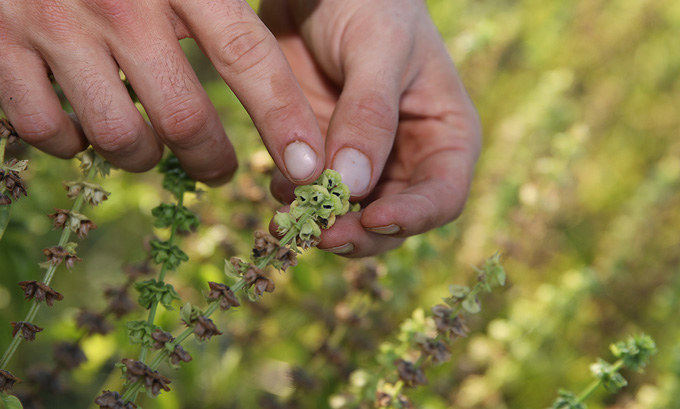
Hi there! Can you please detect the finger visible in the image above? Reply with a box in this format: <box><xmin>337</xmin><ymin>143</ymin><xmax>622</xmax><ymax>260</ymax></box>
<box><xmin>326</xmin><ymin>25</ymin><xmax>414</xmax><ymax>199</ymax></box>
<box><xmin>0</xmin><ymin>47</ymin><xmax>87</xmax><ymax>157</ymax></box>
<box><xmin>40</xmin><ymin>44</ymin><xmax>163</xmax><ymax>172</ymax></box>
<box><xmin>268</xmin><ymin>208</ymin><xmax>404</xmax><ymax>258</ymax></box>
<box><xmin>172</xmin><ymin>0</ymin><xmax>324</xmax><ymax>184</ymax></box>
<box><xmin>269</xmin><ymin>168</ymin><xmax>297</xmax><ymax>204</ymax></box>
<box><xmin>317</xmin><ymin>212</ymin><xmax>405</xmax><ymax>258</ymax></box>
<box><xmin>361</xmin><ymin>122</ymin><xmax>479</xmax><ymax>238</ymax></box>
<box><xmin>102</xmin><ymin>15</ymin><xmax>237</xmax><ymax>184</ymax></box>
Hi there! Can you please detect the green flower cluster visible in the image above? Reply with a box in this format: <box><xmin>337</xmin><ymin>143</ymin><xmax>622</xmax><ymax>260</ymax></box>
<box><xmin>149</xmin><ymin>239</ymin><xmax>189</xmax><ymax>271</ymax></box>
<box><xmin>134</xmin><ymin>279</ymin><xmax>182</xmax><ymax>310</ymax></box>
<box><xmin>274</xmin><ymin>169</ymin><xmax>354</xmax><ymax>249</ymax></box>
<box><xmin>442</xmin><ymin>252</ymin><xmax>505</xmax><ymax>315</ymax></box>
<box><xmin>550</xmin><ymin>333</ymin><xmax>656</xmax><ymax>408</ymax></box>
<box><xmin>158</xmin><ymin>155</ymin><xmax>196</xmax><ymax>200</ymax></box>
<box><xmin>126</xmin><ymin>320</ymin><xmax>162</xmax><ymax>348</ymax></box>
<box><xmin>152</xmin><ymin>203</ymin><xmax>199</xmax><ymax>232</ymax></box>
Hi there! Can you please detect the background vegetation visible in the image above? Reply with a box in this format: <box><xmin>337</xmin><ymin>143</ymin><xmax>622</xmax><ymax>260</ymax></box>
<box><xmin>1</xmin><ymin>0</ymin><xmax>679</xmax><ymax>407</ymax></box>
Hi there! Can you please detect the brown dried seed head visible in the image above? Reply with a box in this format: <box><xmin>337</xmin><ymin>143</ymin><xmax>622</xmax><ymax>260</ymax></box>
<box><xmin>151</xmin><ymin>329</ymin><xmax>173</xmax><ymax>349</ymax></box>
<box><xmin>274</xmin><ymin>247</ymin><xmax>298</xmax><ymax>271</ymax></box>
<box><xmin>0</xmin><ymin>193</ymin><xmax>11</xmax><ymax>205</ymax></box>
<box><xmin>252</xmin><ymin>230</ymin><xmax>280</xmax><ymax>258</ymax></box>
<box><xmin>18</xmin><ymin>280</ymin><xmax>64</xmax><ymax>307</ymax></box>
<box><xmin>207</xmin><ymin>282</ymin><xmax>240</xmax><ymax>311</ymax></box>
<box><xmin>104</xmin><ymin>287</ymin><xmax>136</xmax><ymax>318</ymax></box>
<box><xmin>94</xmin><ymin>390</ymin><xmax>138</xmax><ymax>409</ymax></box>
<box><xmin>193</xmin><ymin>315</ymin><xmax>222</xmax><ymax>341</ymax></box>
<box><xmin>11</xmin><ymin>321</ymin><xmax>44</xmax><ymax>342</ymax></box>
<box><xmin>76</xmin><ymin>310</ymin><xmax>113</xmax><ymax>335</ymax></box>
<box><xmin>418</xmin><ymin>338</ymin><xmax>451</xmax><ymax>365</ymax></box>
<box><xmin>253</xmin><ymin>276</ymin><xmax>275</xmax><ymax>297</ymax></box>
<box><xmin>144</xmin><ymin>369</ymin><xmax>172</xmax><ymax>396</ymax></box>
<box><xmin>394</xmin><ymin>359</ymin><xmax>428</xmax><ymax>388</ymax></box>
<box><xmin>169</xmin><ymin>344</ymin><xmax>192</xmax><ymax>365</ymax></box>
<box><xmin>77</xmin><ymin>219</ymin><xmax>98</xmax><ymax>239</ymax></box>
<box><xmin>54</xmin><ymin>342</ymin><xmax>87</xmax><ymax>370</ymax></box>
<box><xmin>0</xmin><ymin>369</ymin><xmax>22</xmax><ymax>392</ymax></box>
<box><xmin>48</xmin><ymin>209</ymin><xmax>71</xmax><ymax>229</ymax></box>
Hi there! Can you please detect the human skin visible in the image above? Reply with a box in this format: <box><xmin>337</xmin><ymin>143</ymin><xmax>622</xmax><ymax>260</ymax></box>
<box><xmin>261</xmin><ymin>0</ymin><xmax>481</xmax><ymax>257</ymax></box>
<box><xmin>0</xmin><ymin>0</ymin><xmax>480</xmax><ymax>257</ymax></box>
<box><xmin>0</xmin><ymin>0</ymin><xmax>324</xmax><ymax>185</ymax></box>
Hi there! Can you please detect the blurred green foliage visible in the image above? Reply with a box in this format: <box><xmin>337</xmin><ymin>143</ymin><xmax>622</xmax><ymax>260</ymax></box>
<box><xmin>1</xmin><ymin>0</ymin><xmax>679</xmax><ymax>408</ymax></box>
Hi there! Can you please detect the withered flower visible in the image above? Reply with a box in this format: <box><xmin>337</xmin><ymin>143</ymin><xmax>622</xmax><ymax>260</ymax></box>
<box><xmin>48</xmin><ymin>209</ymin><xmax>71</xmax><ymax>229</ymax></box>
<box><xmin>432</xmin><ymin>304</ymin><xmax>469</xmax><ymax>339</ymax></box>
<box><xmin>76</xmin><ymin>310</ymin><xmax>113</xmax><ymax>335</ymax></box>
<box><xmin>169</xmin><ymin>344</ymin><xmax>192</xmax><ymax>365</ymax></box>
<box><xmin>0</xmin><ymin>118</ymin><xmax>21</xmax><ymax>145</ymax></box>
<box><xmin>104</xmin><ymin>287</ymin><xmax>136</xmax><ymax>318</ymax></box>
<box><xmin>296</xmin><ymin>235</ymin><xmax>320</xmax><ymax>251</ymax></box>
<box><xmin>54</xmin><ymin>342</ymin><xmax>87</xmax><ymax>370</ymax></box>
<box><xmin>0</xmin><ymin>192</ymin><xmax>11</xmax><ymax>205</ymax></box>
<box><xmin>243</xmin><ymin>265</ymin><xmax>275</xmax><ymax>297</ymax></box>
<box><xmin>43</xmin><ymin>246</ymin><xmax>69</xmax><ymax>266</ymax></box>
<box><xmin>253</xmin><ymin>276</ymin><xmax>275</xmax><ymax>297</ymax></box>
<box><xmin>18</xmin><ymin>280</ymin><xmax>64</xmax><ymax>307</ymax></box>
<box><xmin>417</xmin><ymin>338</ymin><xmax>451</xmax><ymax>365</ymax></box>
<box><xmin>0</xmin><ymin>369</ymin><xmax>22</xmax><ymax>392</ymax></box>
<box><xmin>143</xmin><ymin>368</ymin><xmax>172</xmax><ymax>396</ymax></box>
<box><xmin>274</xmin><ymin>247</ymin><xmax>298</xmax><ymax>271</ymax></box>
<box><xmin>193</xmin><ymin>315</ymin><xmax>222</xmax><ymax>341</ymax></box>
<box><xmin>11</xmin><ymin>321</ymin><xmax>44</xmax><ymax>342</ymax></box>
<box><xmin>94</xmin><ymin>390</ymin><xmax>137</xmax><ymax>409</ymax></box>
<box><xmin>345</xmin><ymin>261</ymin><xmax>386</xmax><ymax>300</ymax></box>
<box><xmin>64</xmin><ymin>253</ymin><xmax>83</xmax><ymax>270</ymax></box>
<box><xmin>76</xmin><ymin>219</ymin><xmax>98</xmax><ymax>239</ymax></box>
<box><xmin>394</xmin><ymin>359</ymin><xmax>427</xmax><ymax>388</ymax></box>
<box><xmin>26</xmin><ymin>365</ymin><xmax>63</xmax><ymax>394</ymax></box>
<box><xmin>3</xmin><ymin>171</ymin><xmax>27</xmax><ymax>200</ymax></box>
<box><xmin>252</xmin><ymin>230</ymin><xmax>279</xmax><ymax>258</ymax></box>
<box><xmin>151</xmin><ymin>329</ymin><xmax>173</xmax><ymax>349</ymax></box>
<box><xmin>121</xmin><ymin>359</ymin><xmax>172</xmax><ymax>396</ymax></box>
<box><xmin>121</xmin><ymin>359</ymin><xmax>147</xmax><ymax>383</ymax></box>
<box><xmin>207</xmin><ymin>281</ymin><xmax>240</xmax><ymax>311</ymax></box>
<box><xmin>123</xmin><ymin>262</ymin><xmax>155</xmax><ymax>279</ymax></box>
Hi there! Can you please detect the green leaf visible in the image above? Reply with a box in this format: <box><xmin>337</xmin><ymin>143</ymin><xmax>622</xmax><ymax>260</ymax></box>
<box><xmin>590</xmin><ymin>359</ymin><xmax>627</xmax><ymax>392</ymax></box>
<box><xmin>462</xmin><ymin>295</ymin><xmax>481</xmax><ymax>314</ymax></box>
<box><xmin>610</xmin><ymin>333</ymin><xmax>657</xmax><ymax>371</ymax></box>
<box><xmin>1</xmin><ymin>393</ymin><xmax>24</xmax><ymax>409</ymax></box>
<box><xmin>0</xmin><ymin>203</ymin><xmax>10</xmax><ymax>241</ymax></box>
<box><xmin>550</xmin><ymin>390</ymin><xmax>585</xmax><ymax>409</ymax></box>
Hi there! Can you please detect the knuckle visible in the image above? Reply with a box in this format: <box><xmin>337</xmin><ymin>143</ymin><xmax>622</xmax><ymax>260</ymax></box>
<box><xmin>347</xmin><ymin>93</ymin><xmax>398</xmax><ymax>137</ymax></box>
<box><xmin>156</xmin><ymin>97</ymin><xmax>210</xmax><ymax>147</ymax></box>
<box><xmin>216</xmin><ymin>24</ymin><xmax>271</xmax><ymax>74</ymax></box>
<box><xmin>89</xmin><ymin>116</ymin><xmax>141</xmax><ymax>153</ymax></box>
<box><xmin>87</xmin><ymin>0</ymin><xmax>134</xmax><ymax>23</ymax></box>
<box><xmin>12</xmin><ymin>110</ymin><xmax>61</xmax><ymax>145</ymax></box>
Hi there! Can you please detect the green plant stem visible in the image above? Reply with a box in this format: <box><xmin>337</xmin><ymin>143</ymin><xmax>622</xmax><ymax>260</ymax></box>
<box><xmin>0</xmin><ymin>167</ymin><xmax>95</xmax><ymax>371</ymax></box>
<box><xmin>122</xmin><ymin>211</ymin><xmax>313</xmax><ymax>403</ymax></box>
<box><xmin>576</xmin><ymin>359</ymin><xmax>624</xmax><ymax>403</ymax></box>
<box><xmin>0</xmin><ymin>137</ymin><xmax>7</xmax><ymax>165</ymax></box>
<box><xmin>0</xmin><ymin>138</ymin><xmax>8</xmax><ymax>196</ymax></box>
<box><xmin>138</xmin><ymin>194</ymin><xmax>184</xmax><ymax>364</ymax></box>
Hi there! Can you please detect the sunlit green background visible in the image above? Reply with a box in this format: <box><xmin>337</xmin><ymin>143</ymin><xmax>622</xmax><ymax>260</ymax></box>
<box><xmin>1</xmin><ymin>0</ymin><xmax>679</xmax><ymax>408</ymax></box>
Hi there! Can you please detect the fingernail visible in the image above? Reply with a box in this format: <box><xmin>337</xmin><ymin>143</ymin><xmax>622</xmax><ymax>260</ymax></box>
<box><xmin>332</xmin><ymin>147</ymin><xmax>371</xmax><ymax>196</ymax></box>
<box><xmin>284</xmin><ymin>141</ymin><xmax>317</xmax><ymax>181</ymax></box>
<box><xmin>324</xmin><ymin>242</ymin><xmax>354</xmax><ymax>254</ymax></box>
<box><xmin>366</xmin><ymin>224</ymin><xmax>402</xmax><ymax>235</ymax></box>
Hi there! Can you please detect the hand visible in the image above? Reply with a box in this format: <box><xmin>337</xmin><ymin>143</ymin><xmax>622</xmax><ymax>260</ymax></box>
<box><xmin>0</xmin><ymin>0</ymin><xmax>326</xmax><ymax>185</ymax></box>
<box><xmin>261</xmin><ymin>0</ymin><xmax>481</xmax><ymax>257</ymax></box>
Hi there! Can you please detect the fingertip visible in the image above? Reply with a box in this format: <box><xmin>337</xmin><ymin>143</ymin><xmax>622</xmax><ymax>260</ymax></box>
<box><xmin>283</xmin><ymin>140</ymin><xmax>323</xmax><ymax>183</ymax></box>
